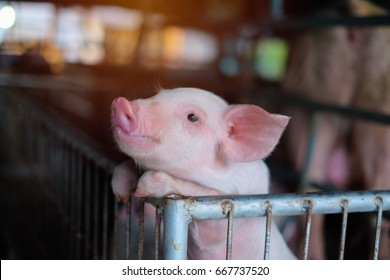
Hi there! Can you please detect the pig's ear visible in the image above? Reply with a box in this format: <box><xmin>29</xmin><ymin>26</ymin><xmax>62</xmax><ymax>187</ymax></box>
<box><xmin>222</xmin><ymin>105</ymin><xmax>289</xmax><ymax>162</ymax></box>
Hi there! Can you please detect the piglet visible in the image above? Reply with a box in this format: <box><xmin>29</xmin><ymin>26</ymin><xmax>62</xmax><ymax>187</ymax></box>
<box><xmin>111</xmin><ymin>87</ymin><xmax>295</xmax><ymax>259</ymax></box>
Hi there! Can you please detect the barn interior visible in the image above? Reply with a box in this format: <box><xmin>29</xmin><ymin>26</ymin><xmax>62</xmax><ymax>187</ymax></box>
<box><xmin>1</xmin><ymin>0</ymin><xmax>390</xmax><ymax>260</ymax></box>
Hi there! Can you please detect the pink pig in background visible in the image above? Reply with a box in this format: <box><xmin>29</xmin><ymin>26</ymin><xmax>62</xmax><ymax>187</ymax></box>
<box><xmin>111</xmin><ymin>87</ymin><xmax>296</xmax><ymax>259</ymax></box>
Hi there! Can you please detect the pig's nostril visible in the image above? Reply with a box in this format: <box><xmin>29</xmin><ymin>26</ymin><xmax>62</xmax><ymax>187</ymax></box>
<box><xmin>125</xmin><ymin>113</ymin><xmax>132</xmax><ymax>121</ymax></box>
<box><xmin>116</xmin><ymin>109</ymin><xmax>137</xmax><ymax>134</ymax></box>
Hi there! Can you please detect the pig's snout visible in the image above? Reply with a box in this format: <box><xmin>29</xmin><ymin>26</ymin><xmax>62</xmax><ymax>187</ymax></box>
<box><xmin>111</xmin><ymin>97</ymin><xmax>139</xmax><ymax>134</ymax></box>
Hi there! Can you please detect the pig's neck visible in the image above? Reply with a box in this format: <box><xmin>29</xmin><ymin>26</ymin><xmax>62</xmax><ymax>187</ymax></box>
<box><xmin>191</xmin><ymin>160</ymin><xmax>270</xmax><ymax>195</ymax></box>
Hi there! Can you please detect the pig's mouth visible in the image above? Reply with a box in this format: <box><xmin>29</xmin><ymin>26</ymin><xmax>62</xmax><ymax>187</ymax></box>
<box><xmin>113</xmin><ymin>126</ymin><xmax>159</xmax><ymax>152</ymax></box>
<box><xmin>114</xmin><ymin>126</ymin><xmax>156</xmax><ymax>141</ymax></box>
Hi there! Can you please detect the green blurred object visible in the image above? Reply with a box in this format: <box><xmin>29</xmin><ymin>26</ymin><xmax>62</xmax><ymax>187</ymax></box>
<box><xmin>255</xmin><ymin>37</ymin><xmax>289</xmax><ymax>81</ymax></box>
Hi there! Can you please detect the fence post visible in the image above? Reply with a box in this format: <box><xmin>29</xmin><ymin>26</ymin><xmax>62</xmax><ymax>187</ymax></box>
<box><xmin>162</xmin><ymin>198</ymin><xmax>191</xmax><ymax>260</ymax></box>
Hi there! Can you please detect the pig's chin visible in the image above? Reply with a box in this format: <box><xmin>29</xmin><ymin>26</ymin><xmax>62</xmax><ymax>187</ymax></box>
<box><xmin>114</xmin><ymin>127</ymin><xmax>158</xmax><ymax>154</ymax></box>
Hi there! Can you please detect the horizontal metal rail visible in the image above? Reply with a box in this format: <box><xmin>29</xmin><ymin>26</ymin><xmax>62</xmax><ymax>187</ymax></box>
<box><xmin>272</xmin><ymin>15</ymin><xmax>390</xmax><ymax>30</ymax></box>
<box><xmin>149</xmin><ymin>191</ymin><xmax>390</xmax><ymax>219</ymax></box>
<box><xmin>257</xmin><ymin>90</ymin><xmax>390</xmax><ymax>125</ymax></box>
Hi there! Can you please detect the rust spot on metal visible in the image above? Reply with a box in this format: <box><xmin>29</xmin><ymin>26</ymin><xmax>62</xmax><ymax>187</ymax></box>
<box><xmin>221</xmin><ymin>200</ymin><xmax>234</xmax><ymax>215</ymax></box>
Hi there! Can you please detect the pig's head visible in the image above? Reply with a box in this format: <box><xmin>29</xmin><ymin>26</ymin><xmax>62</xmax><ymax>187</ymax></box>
<box><xmin>111</xmin><ymin>88</ymin><xmax>289</xmax><ymax>177</ymax></box>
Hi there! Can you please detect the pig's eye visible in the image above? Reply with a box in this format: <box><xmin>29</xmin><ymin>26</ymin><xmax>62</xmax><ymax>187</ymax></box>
<box><xmin>187</xmin><ymin>113</ymin><xmax>199</xmax><ymax>123</ymax></box>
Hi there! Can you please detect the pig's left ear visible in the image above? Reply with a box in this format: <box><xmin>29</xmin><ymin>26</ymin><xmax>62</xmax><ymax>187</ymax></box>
<box><xmin>222</xmin><ymin>105</ymin><xmax>290</xmax><ymax>162</ymax></box>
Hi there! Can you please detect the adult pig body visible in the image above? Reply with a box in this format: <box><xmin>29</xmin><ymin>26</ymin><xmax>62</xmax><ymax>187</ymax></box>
<box><xmin>111</xmin><ymin>88</ymin><xmax>295</xmax><ymax>259</ymax></box>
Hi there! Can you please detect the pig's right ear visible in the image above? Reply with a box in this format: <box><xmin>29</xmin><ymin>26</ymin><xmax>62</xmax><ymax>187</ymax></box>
<box><xmin>221</xmin><ymin>105</ymin><xmax>289</xmax><ymax>162</ymax></box>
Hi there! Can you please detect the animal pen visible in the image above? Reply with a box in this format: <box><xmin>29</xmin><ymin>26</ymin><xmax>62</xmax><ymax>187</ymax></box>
<box><xmin>0</xmin><ymin>90</ymin><xmax>389</xmax><ymax>260</ymax></box>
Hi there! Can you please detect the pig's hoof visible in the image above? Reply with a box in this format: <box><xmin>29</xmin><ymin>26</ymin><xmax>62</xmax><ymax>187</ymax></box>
<box><xmin>136</xmin><ymin>171</ymin><xmax>175</xmax><ymax>198</ymax></box>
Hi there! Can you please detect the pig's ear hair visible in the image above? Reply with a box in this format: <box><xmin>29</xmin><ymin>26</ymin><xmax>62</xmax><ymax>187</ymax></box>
<box><xmin>222</xmin><ymin>105</ymin><xmax>290</xmax><ymax>162</ymax></box>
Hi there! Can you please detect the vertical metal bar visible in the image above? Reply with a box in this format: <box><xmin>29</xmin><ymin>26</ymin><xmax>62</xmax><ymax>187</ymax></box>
<box><xmin>92</xmin><ymin>166</ymin><xmax>101</xmax><ymax>259</ymax></box>
<box><xmin>163</xmin><ymin>199</ymin><xmax>190</xmax><ymax>260</ymax></box>
<box><xmin>102</xmin><ymin>172</ymin><xmax>111</xmax><ymax>260</ymax></box>
<box><xmin>155</xmin><ymin>205</ymin><xmax>163</xmax><ymax>260</ymax></box>
<box><xmin>84</xmin><ymin>160</ymin><xmax>92</xmax><ymax>259</ymax></box>
<box><xmin>125</xmin><ymin>200</ymin><xmax>132</xmax><ymax>260</ymax></box>
<box><xmin>263</xmin><ymin>204</ymin><xmax>272</xmax><ymax>260</ymax></box>
<box><xmin>222</xmin><ymin>201</ymin><xmax>234</xmax><ymax>260</ymax></box>
<box><xmin>63</xmin><ymin>142</ymin><xmax>70</xmax><ymax>217</ymax></box>
<box><xmin>138</xmin><ymin>198</ymin><xmax>145</xmax><ymax>260</ymax></box>
<box><xmin>75</xmin><ymin>150</ymin><xmax>83</xmax><ymax>259</ymax></box>
<box><xmin>70</xmin><ymin>146</ymin><xmax>77</xmax><ymax>258</ymax></box>
<box><xmin>302</xmin><ymin>200</ymin><xmax>313</xmax><ymax>260</ymax></box>
<box><xmin>298</xmin><ymin>113</ymin><xmax>320</xmax><ymax>193</ymax></box>
<box><xmin>63</xmin><ymin>142</ymin><xmax>70</xmax><ymax>258</ymax></box>
<box><xmin>44</xmin><ymin>127</ymin><xmax>50</xmax><ymax>255</ymax></box>
<box><xmin>339</xmin><ymin>199</ymin><xmax>349</xmax><ymax>260</ymax></box>
<box><xmin>113</xmin><ymin>200</ymin><xmax>119</xmax><ymax>259</ymax></box>
<box><xmin>373</xmin><ymin>197</ymin><xmax>383</xmax><ymax>260</ymax></box>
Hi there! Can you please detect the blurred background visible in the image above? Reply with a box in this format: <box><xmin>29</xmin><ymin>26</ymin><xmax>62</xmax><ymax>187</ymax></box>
<box><xmin>1</xmin><ymin>0</ymin><xmax>390</xmax><ymax>260</ymax></box>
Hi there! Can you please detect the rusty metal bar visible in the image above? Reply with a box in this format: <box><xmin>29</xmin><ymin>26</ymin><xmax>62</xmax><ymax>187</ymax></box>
<box><xmin>339</xmin><ymin>199</ymin><xmax>349</xmax><ymax>260</ymax></box>
<box><xmin>155</xmin><ymin>205</ymin><xmax>163</xmax><ymax>260</ymax></box>
<box><xmin>373</xmin><ymin>197</ymin><xmax>383</xmax><ymax>260</ymax></box>
<box><xmin>83</xmin><ymin>160</ymin><xmax>92</xmax><ymax>259</ymax></box>
<box><xmin>222</xmin><ymin>201</ymin><xmax>234</xmax><ymax>260</ymax></box>
<box><xmin>138</xmin><ymin>198</ymin><xmax>145</xmax><ymax>260</ymax></box>
<box><xmin>302</xmin><ymin>200</ymin><xmax>313</xmax><ymax>260</ymax></box>
<box><xmin>124</xmin><ymin>200</ymin><xmax>132</xmax><ymax>260</ymax></box>
<box><xmin>92</xmin><ymin>163</ymin><xmax>101</xmax><ymax>259</ymax></box>
<box><xmin>264</xmin><ymin>204</ymin><xmax>272</xmax><ymax>260</ymax></box>
<box><xmin>102</xmin><ymin>172</ymin><xmax>111</xmax><ymax>259</ymax></box>
<box><xmin>113</xmin><ymin>199</ymin><xmax>120</xmax><ymax>259</ymax></box>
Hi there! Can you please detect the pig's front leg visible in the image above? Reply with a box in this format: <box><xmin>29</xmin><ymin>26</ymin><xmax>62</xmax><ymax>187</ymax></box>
<box><xmin>135</xmin><ymin>170</ymin><xmax>220</xmax><ymax>198</ymax></box>
<box><xmin>111</xmin><ymin>161</ymin><xmax>138</xmax><ymax>202</ymax></box>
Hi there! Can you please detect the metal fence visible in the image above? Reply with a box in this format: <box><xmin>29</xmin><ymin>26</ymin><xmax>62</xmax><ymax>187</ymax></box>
<box><xmin>0</xmin><ymin>90</ymin><xmax>119</xmax><ymax>259</ymax></box>
<box><xmin>1</xmin><ymin>90</ymin><xmax>389</xmax><ymax>260</ymax></box>
<box><xmin>143</xmin><ymin>191</ymin><xmax>389</xmax><ymax>260</ymax></box>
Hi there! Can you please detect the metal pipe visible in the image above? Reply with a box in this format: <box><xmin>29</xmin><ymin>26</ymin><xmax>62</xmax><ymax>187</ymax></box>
<box><xmin>264</xmin><ymin>204</ymin><xmax>272</xmax><ymax>260</ymax></box>
<box><xmin>298</xmin><ymin>113</ymin><xmax>319</xmax><ymax>193</ymax></box>
<box><xmin>373</xmin><ymin>197</ymin><xmax>383</xmax><ymax>260</ymax></box>
<box><xmin>222</xmin><ymin>201</ymin><xmax>234</xmax><ymax>260</ymax></box>
<box><xmin>138</xmin><ymin>198</ymin><xmax>145</xmax><ymax>260</ymax></box>
<box><xmin>155</xmin><ymin>205</ymin><xmax>163</xmax><ymax>260</ymax></box>
<box><xmin>339</xmin><ymin>199</ymin><xmax>349</xmax><ymax>260</ymax></box>
<box><xmin>302</xmin><ymin>200</ymin><xmax>313</xmax><ymax>260</ymax></box>
<box><xmin>125</xmin><ymin>200</ymin><xmax>132</xmax><ymax>260</ymax></box>
<box><xmin>162</xmin><ymin>198</ymin><xmax>191</xmax><ymax>260</ymax></box>
<box><xmin>150</xmin><ymin>191</ymin><xmax>390</xmax><ymax>220</ymax></box>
